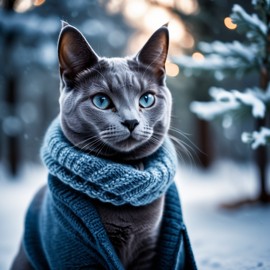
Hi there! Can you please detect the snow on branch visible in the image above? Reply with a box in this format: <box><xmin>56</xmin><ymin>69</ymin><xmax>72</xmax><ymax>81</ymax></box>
<box><xmin>175</xmin><ymin>42</ymin><xmax>259</xmax><ymax>78</ymax></box>
<box><xmin>242</xmin><ymin>127</ymin><xmax>270</xmax><ymax>149</ymax></box>
<box><xmin>252</xmin><ymin>0</ymin><xmax>270</xmax><ymax>22</ymax></box>
<box><xmin>231</xmin><ymin>4</ymin><xmax>267</xmax><ymax>44</ymax></box>
<box><xmin>190</xmin><ymin>100</ymin><xmax>240</xmax><ymax>121</ymax></box>
<box><xmin>253</xmin><ymin>0</ymin><xmax>270</xmax><ymax>10</ymax></box>
<box><xmin>190</xmin><ymin>87</ymin><xmax>266</xmax><ymax>120</ymax></box>
<box><xmin>232</xmin><ymin>90</ymin><xmax>266</xmax><ymax>118</ymax></box>
<box><xmin>199</xmin><ymin>41</ymin><xmax>258</xmax><ymax>63</ymax></box>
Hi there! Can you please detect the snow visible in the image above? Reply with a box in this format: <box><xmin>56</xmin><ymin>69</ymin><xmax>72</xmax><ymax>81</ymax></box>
<box><xmin>190</xmin><ymin>100</ymin><xmax>240</xmax><ymax>121</ymax></box>
<box><xmin>190</xmin><ymin>87</ymin><xmax>266</xmax><ymax>120</ymax></box>
<box><xmin>0</xmin><ymin>165</ymin><xmax>46</xmax><ymax>270</ymax></box>
<box><xmin>175</xmin><ymin>41</ymin><xmax>258</xmax><ymax>78</ymax></box>
<box><xmin>177</xmin><ymin>161</ymin><xmax>270</xmax><ymax>270</ymax></box>
<box><xmin>231</xmin><ymin>4</ymin><xmax>267</xmax><ymax>39</ymax></box>
<box><xmin>242</xmin><ymin>127</ymin><xmax>270</xmax><ymax>149</ymax></box>
<box><xmin>199</xmin><ymin>41</ymin><xmax>256</xmax><ymax>63</ymax></box>
<box><xmin>233</xmin><ymin>90</ymin><xmax>266</xmax><ymax>118</ymax></box>
<box><xmin>1</xmin><ymin>161</ymin><xmax>270</xmax><ymax>270</ymax></box>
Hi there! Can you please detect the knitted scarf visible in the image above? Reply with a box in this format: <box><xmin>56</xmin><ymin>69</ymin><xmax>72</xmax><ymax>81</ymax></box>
<box><xmin>41</xmin><ymin>118</ymin><xmax>177</xmax><ymax>206</ymax></box>
<box><xmin>23</xmin><ymin>118</ymin><xmax>197</xmax><ymax>269</ymax></box>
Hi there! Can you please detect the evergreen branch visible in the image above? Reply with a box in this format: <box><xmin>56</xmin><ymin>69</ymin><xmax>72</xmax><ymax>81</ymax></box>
<box><xmin>175</xmin><ymin>41</ymin><xmax>260</xmax><ymax>78</ymax></box>
<box><xmin>175</xmin><ymin>53</ymin><xmax>258</xmax><ymax>78</ymax></box>
<box><xmin>199</xmin><ymin>41</ymin><xmax>259</xmax><ymax>62</ymax></box>
<box><xmin>252</xmin><ymin>0</ymin><xmax>270</xmax><ymax>22</ymax></box>
<box><xmin>190</xmin><ymin>100</ymin><xmax>240</xmax><ymax>121</ymax></box>
<box><xmin>242</xmin><ymin>127</ymin><xmax>270</xmax><ymax>148</ymax></box>
<box><xmin>231</xmin><ymin>4</ymin><xmax>267</xmax><ymax>44</ymax></box>
<box><xmin>190</xmin><ymin>87</ymin><xmax>267</xmax><ymax>120</ymax></box>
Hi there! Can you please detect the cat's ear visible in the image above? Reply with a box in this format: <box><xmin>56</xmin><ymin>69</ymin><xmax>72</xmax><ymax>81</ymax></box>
<box><xmin>136</xmin><ymin>25</ymin><xmax>169</xmax><ymax>78</ymax></box>
<box><xmin>58</xmin><ymin>23</ymin><xmax>99</xmax><ymax>84</ymax></box>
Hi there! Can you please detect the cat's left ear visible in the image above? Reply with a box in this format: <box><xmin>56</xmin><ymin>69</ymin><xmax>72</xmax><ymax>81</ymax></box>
<box><xmin>136</xmin><ymin>25</ymin><xmax>169</xmax><ymax>79</ymax></box>
<box><xmin>58</xmin><ymin>22</ymin><xmax>99</xmax><ymax>85</ymax></box>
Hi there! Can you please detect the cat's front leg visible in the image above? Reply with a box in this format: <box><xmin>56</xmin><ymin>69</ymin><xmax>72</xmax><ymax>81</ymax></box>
<box><xmin>127</xmin><ymin>239</ymin><xmax>157</xmax><ymax>270</ymax></box>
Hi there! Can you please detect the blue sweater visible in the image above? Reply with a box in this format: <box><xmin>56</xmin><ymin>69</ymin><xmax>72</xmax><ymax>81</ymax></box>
<box><xmin>23</xmin><ymin>119</ymin><xmax>197</xmax><ymax>269</ymax></box>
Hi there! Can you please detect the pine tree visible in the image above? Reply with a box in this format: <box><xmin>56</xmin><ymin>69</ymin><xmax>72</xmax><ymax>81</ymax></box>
<box><xmin>176</xmin><ymin>0</ymin><xmax>270</xmax><ymax>204</ymax></box>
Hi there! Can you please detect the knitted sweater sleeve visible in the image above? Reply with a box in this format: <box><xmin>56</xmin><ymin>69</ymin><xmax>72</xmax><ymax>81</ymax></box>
<box><xmin>23</xmin><ymin>175</ymin><xmax>124</xmax><ymax>270</ymax></box>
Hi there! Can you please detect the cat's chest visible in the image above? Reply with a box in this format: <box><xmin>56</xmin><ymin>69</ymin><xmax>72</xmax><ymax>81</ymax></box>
<box><xmin>92</xmin><ymin>195</ymin><xmax>165</xmax><ymax>266</ymax></box>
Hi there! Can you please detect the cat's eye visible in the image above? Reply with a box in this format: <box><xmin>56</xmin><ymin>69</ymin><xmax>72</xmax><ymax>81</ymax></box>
<box><xmin>139</xmin><ymin>93</ymin><xmax>155</xmax><ymax>108</ymax></box>
<box><xmin>92</xmin><ymin>94</ymin><xmax>112</xmax><ymax>110</ymax></box>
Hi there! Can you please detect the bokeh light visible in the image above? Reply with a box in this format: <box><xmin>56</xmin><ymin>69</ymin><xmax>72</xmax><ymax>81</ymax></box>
<box><xmin>166</xmin><ymin>61</ymin><xmax>180</xmax><ymax>77</ymax></box>
<box><xmin>104</xmin><ymin>0</ymin><xmax>199</xmax><ymax>56</ymax></box>
<box><xmin>224</xmin><ymin>17</ymin><xmax>237</xmax><ymax>30</ymax></box>
<box><xmin>192</xmin><ymin>52</ymin><xmax>205</xmax><ymax>61</ymax></box>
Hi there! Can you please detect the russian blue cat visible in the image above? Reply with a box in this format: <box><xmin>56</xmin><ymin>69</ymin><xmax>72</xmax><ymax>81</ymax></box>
<box><xmin>11</xmin><ymin>23</ymin><xmax>196</xmax><ymax>270</ymax></box>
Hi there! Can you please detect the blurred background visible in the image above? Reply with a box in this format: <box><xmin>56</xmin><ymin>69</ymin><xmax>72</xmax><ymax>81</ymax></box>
<box><xmin>1</xmin><ymin>0</ymin><xmax>270</xmax><ymax>269</ymax></box>
<box><xmin>0</xmin><ymin>0</ymin><xmax>258</xmax><ymax>175</ymax></box>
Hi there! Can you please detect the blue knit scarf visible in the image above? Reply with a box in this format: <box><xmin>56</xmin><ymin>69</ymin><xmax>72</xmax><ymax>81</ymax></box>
<box><xmin>41</xmin><ymin>118</ymin><xmax>177</xmax><ymax>206</ymax></box>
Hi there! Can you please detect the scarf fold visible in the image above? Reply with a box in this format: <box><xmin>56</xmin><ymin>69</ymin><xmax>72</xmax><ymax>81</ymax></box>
<box><xmin>41</xmin><ymin>118</ymin><xmax>178</xmax><ymax>206</ymax></box>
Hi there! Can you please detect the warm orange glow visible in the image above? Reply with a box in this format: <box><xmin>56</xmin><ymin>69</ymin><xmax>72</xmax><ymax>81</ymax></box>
<box><xmin>182</xmin><ymin>33</ymin><xmax>195</xmax><ymax>49</ymax></box>
<box><xmin>143</xmin><ymin>7</ymin><xmax>171</xmax><ymax>30</ymax></box>
<box><xmin>166</xmin><ymin>62</ymin><xmax>180</xmax><ymax>77</ymax></box>
<box><xmin>106</xmin><ymin>0</ymin><xmax>192</xmax><ymax>59</ymax></box>
<box><xmin>14</xmin><ymin>0</ymin><xmax>32</xmax><ymax>13</ymax></box>
<box><xmin>123</xmin><ymin>0</ymin><xmax>148</xmax><ymax>21</ymax></box>
<box><xmin>104</xmin><ymin>0</ymin><xmax>122</xmax><ymax>14</ymax></box>
<box><xmin>126</xmin><ymin>33</ymin><xmax>148</xmax><ymax>54</ymax></box>
<box><xmin>176</xmin><ymin>0</ymin><xmax>198</xmax><ymax>15</ymax></box>
<box><xmin>33</xmin><ymin>0</ymin><xmax>46</xmax><ymax>6</ymax></box>
<box><xmin>168</xmin><ymin>17</ymin><xmax>185</xmax><ymax>43</ymax></box>
<box><xmin>224</xmin><ymin>17</ymin><xmax>237</xmax><ymax>30</ymax></box>
<box><xmin>192</xmin><ymin>52</ymin><xmax>205</xmax><ymax>61</ymax></box>
<box><xmin>155</xmin><ymin>0</ymin><xmax>175</xmax><ymax>7</ymax></box>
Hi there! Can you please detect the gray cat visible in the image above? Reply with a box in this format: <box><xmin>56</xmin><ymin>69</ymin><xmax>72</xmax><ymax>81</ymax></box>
<box><xmin>11</xmin><ymin>23</ymin><xmax>193</xmax><ymax>270</ymax></box>
<box><xmin>61</xmin><ymin>22</ymin><xmax>171</xmax><ymax>269</ymax></box>
<box><xmin>59</xmin><ymin>22</ymin><xmax>172</xmax><ymax>269</ymax></box>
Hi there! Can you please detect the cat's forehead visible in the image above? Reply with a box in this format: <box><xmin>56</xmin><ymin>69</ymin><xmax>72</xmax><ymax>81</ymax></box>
<box><xmin>104</xmin><ymin>58</ymin><xmax>146</xmax><ymax>91</ymax></box>
<box><xmin>77</xmin><ymin>57</ymin><xmax>154</xmax><ymax>94</ymax></box>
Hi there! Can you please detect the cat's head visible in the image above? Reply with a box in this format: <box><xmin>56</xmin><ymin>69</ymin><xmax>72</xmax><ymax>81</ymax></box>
<box><xmin>58</xmin><ymin>22</ymin><xmax>172</xmax><ymax>161</ymax></box>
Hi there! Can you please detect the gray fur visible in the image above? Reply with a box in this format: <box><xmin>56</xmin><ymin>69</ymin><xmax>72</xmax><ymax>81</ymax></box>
<box><xmin>58</xmin><ymin>24</ymin><xmax>171</xmax><ymax>162</ymax></box>
<box><xmin>57</xmin><ymin>24</ymin><xmax>171</xmax><ymax>269</ymax></box>
<box><xmin>11</xmin><ymin>24</ymin><xmax>172</xmax><ymax>270</ymax></box>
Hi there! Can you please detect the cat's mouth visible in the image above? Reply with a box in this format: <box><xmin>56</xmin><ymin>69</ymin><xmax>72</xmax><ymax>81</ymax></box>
<box><xmin>113</xmin><ymin>135</ymin><xmax>143</xmax><ymax>152</ymax></box>
<box><xmin>103</xmin><ymin>132</ymin><xmax>149</xmax><ymax>153</ymax></box>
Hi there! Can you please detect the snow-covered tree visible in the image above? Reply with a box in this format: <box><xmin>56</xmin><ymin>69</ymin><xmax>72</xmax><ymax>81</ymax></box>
<box><xmin>176</xmin><ymin>0</ymin><xmax>270</xmax><ymax>203</ymax></box>
<box><xmin>0</xmin><ymin>0</ymin><xmax>131</xmax><ymax>176</ymax></box>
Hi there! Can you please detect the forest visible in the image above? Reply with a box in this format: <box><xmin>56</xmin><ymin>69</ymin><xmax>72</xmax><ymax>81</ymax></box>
<box><xmin>0</xmin><ymin>0</ymin><xmax>269</xmax><ymax>269</ymax></box>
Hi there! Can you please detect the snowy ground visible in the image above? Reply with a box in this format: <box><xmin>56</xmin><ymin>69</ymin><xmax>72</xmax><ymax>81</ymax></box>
<box><xmin>0</xmin><ymin>161</ymin><xmax>270</xmax><ymax>270</ymax></box>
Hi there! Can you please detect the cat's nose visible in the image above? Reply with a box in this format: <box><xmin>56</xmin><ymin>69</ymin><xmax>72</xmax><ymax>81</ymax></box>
<box><xmin>121</xmin><ymin>119</ymin><xmax>139</xmax><ymax>132</ymax></box>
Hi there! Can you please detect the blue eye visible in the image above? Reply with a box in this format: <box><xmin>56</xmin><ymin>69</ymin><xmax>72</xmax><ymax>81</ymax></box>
<box><xmin>139</xmin><ymin>93</ymin><xmax>155</xmax><ymax>108</ymax></box>
<box><xmin>92</xmin><ymin>94</ymin><xmax>112</xmax><ymax>110</ymax></box>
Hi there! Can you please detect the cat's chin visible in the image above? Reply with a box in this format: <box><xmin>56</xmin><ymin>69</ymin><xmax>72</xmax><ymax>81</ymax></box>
<box><xmin>99</xmin><ymin>137</ymin><xmax>164</xmax><ymax>162</ymax></box>
<box><xmin>110</xmin><ymin>137</ymin><xmax>145</xmax><ymax>153</ymax></box>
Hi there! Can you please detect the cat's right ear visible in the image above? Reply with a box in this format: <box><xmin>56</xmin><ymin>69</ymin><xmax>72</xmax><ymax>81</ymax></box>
<box><xmin>58</xmin><ymin>23</ymin><xmax>99</xmax><ymax>86</ymax></box>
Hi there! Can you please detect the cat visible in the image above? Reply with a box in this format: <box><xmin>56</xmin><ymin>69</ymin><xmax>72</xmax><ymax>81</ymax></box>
<box><xmin>58</xmin><ymin>22</ymin><xmax>172</xmax><ymax>269</ymax></box>
<box><xmin>11</xmin><ymin>22</ymin><xmax>173</xmax><ymax>270</ymax></box>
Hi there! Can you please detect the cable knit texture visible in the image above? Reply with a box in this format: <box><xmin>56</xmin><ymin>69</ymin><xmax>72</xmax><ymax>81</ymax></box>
<box><xmin>41</xmin><ymin>118</ymin><xmax>178</xmax><ymax>206</ymax></box>
<box><xmin>22</xmin><ymin>118</ymin><xmax>197</xmax><ymax>269</ymax></box>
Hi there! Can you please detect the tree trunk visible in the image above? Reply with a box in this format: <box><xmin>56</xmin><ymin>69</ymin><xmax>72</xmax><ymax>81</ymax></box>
<box><xmin>255</xmin><ymin>117</ymin><xmax>268</xmax><ymax>202</ymax></box>
<box><xmin>3</xmin><ymin>0</ymin><xmax>20</xmax><ymax>176</ymax></box>
<box><xmin>256</xmin><ymin>34</ymin><xmax>270</xmax><ymax>202</ymax></box>
<box><xmin>197</xmin><ymin>119</ymin><xmax>212</xmax><ymax>168</ymax></box>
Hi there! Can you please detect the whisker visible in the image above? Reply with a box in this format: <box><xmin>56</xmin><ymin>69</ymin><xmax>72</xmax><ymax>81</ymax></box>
<box><xmin>153</xmin><ymin>131</ymin><xmax>197</xmax><ymax>167</ymax></box>
<box><xmin>169</xmin><ymin>127</ymin><xmax>203</xmax><ymax>154</ymax></box>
